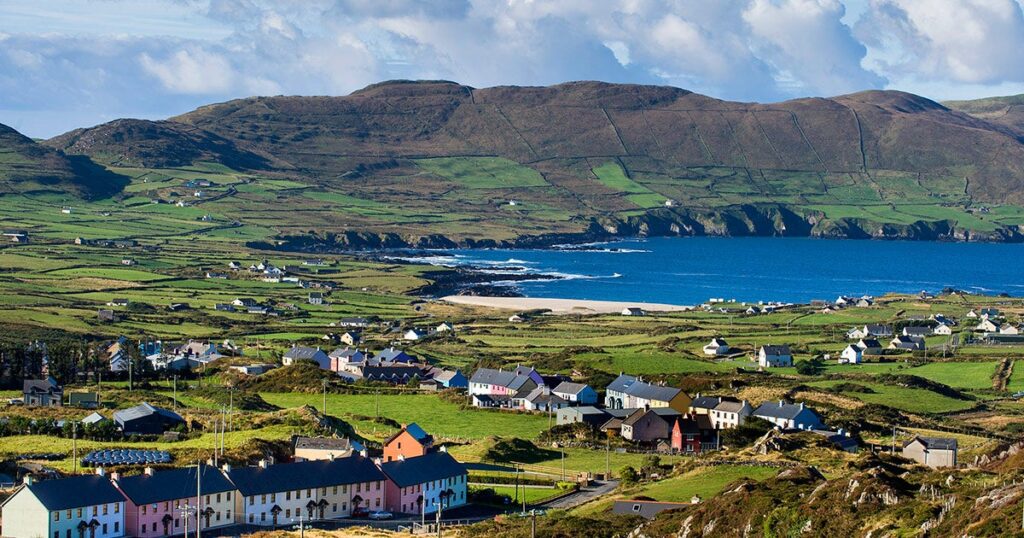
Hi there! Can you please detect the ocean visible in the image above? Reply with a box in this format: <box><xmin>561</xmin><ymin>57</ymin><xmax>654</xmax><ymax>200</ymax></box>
<box><xmin>406</xmin><ymin>236</ymin><xmax>1024</xmax><ymax>305</ymax></box>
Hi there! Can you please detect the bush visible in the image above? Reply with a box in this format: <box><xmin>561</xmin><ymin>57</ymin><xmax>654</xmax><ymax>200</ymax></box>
<box><xmin>720</xmin><ymin>417</ymin><xmax>774</xmax><ymax>447</ymax></box>
<box><xmin>619</xmin><ymin>465</ymin><xmax>640</xmax><ymax>485</ymax></box>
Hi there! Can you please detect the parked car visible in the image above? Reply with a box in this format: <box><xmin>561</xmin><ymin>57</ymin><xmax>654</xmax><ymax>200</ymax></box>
<box><xmin>369</xmin><ymin>511</ymin><xmax>394</xmax><ymax>520</ymax></box>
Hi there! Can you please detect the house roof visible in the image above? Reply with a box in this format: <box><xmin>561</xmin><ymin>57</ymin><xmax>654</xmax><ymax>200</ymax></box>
<box><xmin>226</xmin><ymin>456</ymin><xmax>385</xmax><ymax>496</ymax></box>
<box><xmin>329</xmin><ymin>348</ymin><xmax>363</xmax><ymax>359</ymax></box>
<box><xmin>866</xmin><ymin>324</ymin><xmax>892</xmax><ymax>334</ymax></box>
<box><xmin>690</xmin><ymin>395</ymin><xmax>721</xmax><ymax>410</ymax></box>
<box><xmin>622</xmin><ymin>408</ymin><xmax>668</xmax><ymax>427</ymax></box>
<box><xmin>294</xmin><ymin>436</ymin><xmax>356</xmax><ymax>452</ymax></box>
<box><xmin>25</xmin><ymin>474</ymin><xmax>125</xmax><ymax>510</ymax></box>
<box><xmin>858</xmin><ymin>338</ymin><xmax>882</xmax><ymax>348</ymax></box>
<box><xmin>23</xmin><ymin>378</ymin><xmax>61</xmax><ymax>394</ymax></box>
<box><xmin>713</xmin><ymin>400</ymin><xmax>748</xmax><ymax>414</ymax></box>
<box><xmin>113</xmin><ymin>402</ymin><xmax>183</xmax><ymax>425</ymax></box>
<box><xmin>611</xmin><ymin>500</ymin><xmax>689</xmax><ymax>520</ymax></box>
<box><xmin>624</xmin><ymin>381</ymin><xmax>682</xmax><ymax>403</ymax></box>
<box><xmin>753</xmin><ymin>401</ymin><xmax>817</xmax><ymax>421</ymax></box>
<box><xmin>520</xmin><ymin>387</ymin><xmax>567</xmax><ymax>405</ymax></box>
<box><xmin>903</xmin><ymin>326</ymin><xmax>931</xmax><ymax>336</ymax></box>
<box><xmin>283</xmin><ymin>346</ymin><xmax>326</xmax><ymax>360</ymax></box>
<box><xmin>116</xmin><ymin>465</ymin><xmax>234</xmax><ymax>505</ymax></box>
<box><xmin>379</xmin><ymin>451</ymin><xmax>466</xmax><ymax>488</ymax></box>
<box><xmin>606</xmin><ymin>373</ymin><xmax>637</xmax><ymax>393</ymax></box>
<box><xmin>552</xmin><ymin>381</ymin><xmax>591</xmax><ymax>396</ymax></box>
<box><xmin>376</xmin><ymin>348</ymin><xmax>413</xmax><ymax>362</ymax></box>
<box><xmin>81</xmin><ymin>412</ymin><xmax>107</xmax><ymax>424</ymax></box>
<box><xmin>470</xmin><ymin>368</ymin><xmax>523</xmax><ymax>388</ymax></box>
<box><xmin>906</xmin><ymin>436</ymin><xmax>957</xmax><ymax>451</ymax></box>
<box><xmin>708</xmin><ymin>337</ymin><xmax>728</xmax><ymax>346</ymax></box>
<box><xmin>561</xmin><ymin>406</ymin><xmax>608</xmax><ymax>417</ymax></box>
<box><xmin>761</xmin><ymin>345</ymin><xmax>791</xmax><ymax>356</ymax></box>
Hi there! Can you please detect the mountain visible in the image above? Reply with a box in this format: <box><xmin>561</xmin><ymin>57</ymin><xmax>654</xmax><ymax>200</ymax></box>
<box><xmin>36</xmin><ymin>81</ymin><xmax>1024</xmax><ymax>244</ymax></box>
<box><xmin>0</xmin><ymin>123</ymin><xmax>127</xmax><ymax>199</ymax></box>
<box><xmin>44</xmin><ymin>118</ymin><xmax>276</xmax><ymax>170</ymax></box>
<box><xmin>945</xmin><ymin>94</ymin><xmax>1024</xmax><ymax>135</ymax></box>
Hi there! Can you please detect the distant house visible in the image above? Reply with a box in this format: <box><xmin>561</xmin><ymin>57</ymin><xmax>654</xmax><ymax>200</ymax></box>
<box><xmin>552</xmin><ymin>381</ymin><xmax>598</xmax><ymax>405</ymax></box>
<box><xmin>383</xmin><ymin>423</ymin><xmax>433</xmax><ymax>462</ymax></box>
<box><xmin>107</xmin><ymin>298</ymin><xmax>129</xmax><ymax>307</ymax></box>
<box><xmin>98</xmin><ymin>309</ymin><xmax>120</xmax><ymax>323</ymax></box>
<box><xmin>605</xmin><ymin>373</ymin><xmax>690</xmax><ymax>412</ymax></box>
<box><xmin>516</xmin><ymin>387</ymin><xmax>568</xmax><ymax>412</ymax></box>
<box><xmin>752</xmin><ymin>401</ymin><xmax>824</xmax><ymax>430</ymax></box>
<box><xmin>114</xmin><ymin>402</ymin><xmax>185</xmax><ymax>435</ymax></box>
<box><xmin>980</xmin><ymin>308</ymin><xmax>1001</xmax><ymax>319</ymax></box>
<box><xmin>403</xmin><ymin>329</ymin><xmax>425</xmax><ymax>341</ymax></box>
<box><xmin>469</xmin><ymin>366</ymin><xmax>542</xmax><ymax>400</ymax></box>
<box><xmin>976</xmin><ymin>319</ymin><xmax>999</xmax><ymax>332</ymax></box>
<box><xmin>167</xmin><ymin>303</ymin><xmax>190</xmax><ymax>312</ymax></box>
<box><xmin>670</xmin><ymin>414</ymin><xmax>717</xmax><ymax>453</ymax></box>
<box><xmin>508</xmin><ymin>314</ymin><xmax>525</xmax><ymax>323</ymax></box>
<box><xmin>205</xmin><ymin>271</ymin><xmax>228</xmax><ymax>279</ymax></box>
<box><xmin>902</xmin><ymin>326</ymin><xmax>932</xmax><ymax>338</ymax></box>
<box><xmin>303</xmin><ymin>258</ymin><xmax>327</xmax><ymax>266</ymax></box>
<box><xmin>557</xmin><ymin>406</ymin><xmax>612</xmax><ymax>428</ymax></box>
<box><xmin>23</xmin><ymin>378</ymin><xmax>63</xmax><ymax>407</ymax></box>
<box><xmin>1000</xmin><ymin>324</ymin><xmax>1021</xmax><ymax>335</ymax></box>
<box><xmin>337</xmin><ymin>317</ymin><xmax>371</xmax><ymax>328</ymax></box>
<box><xmin>229</xmin><ymin>364</ymin><xmax>277</xmax><ymax>376</ymax></box>
<box><xmin>436</xmin><ymin>321</ymin><xmax>455</xmax><ymax>333</ymax></box>
<box><xmin>839</xmin><ymin>345</ymin><xmax>863</xmax><ymax>364</ymax></box>
<box><xmin>214</xmin><ymin>303</ymin><xmax>236</xmax><ymax>312</ymax></box>
<box><xmin>846</xmin><ymin>327</ymin><xmax>867</xmax><ymax>339</ymax></box>
<box><xmin>2</xmin><ymin>229</ymin><xmax>29</xmax><ymax>243</ymax></box>
<box><xmin>709</xmin><ymin>399</ymin><xmax>752</xmax><ymax>429</ymax></box>
<box><xmin>308</xmin><ymin>292</ymin><xmax>325</xmax><ymax>305</ymax></box>
<box><xmin>889</xmin><ymin>335</ymin><xmax>926</xmax><ymax>351</ymax></box>
<box><xmin>293</xmin><ymin>436</ymin><xmax>362</xmax><ymax>461</ymax></box>
<box><xmin>813</xmin><ymin>429</ymin><xmax>859</xmax><ymax>453</ymax></box>
<box><xmin>902</xmin><ymin>436</ymin><xmax>957</xmax><ymax>468</ymax></box>
<box><xmin>81</xmin><ymin>412</ymin><xmax>109</xmax><ymax>426</ymax></box>
<box><xmin>933</xmin><ymin>323</ymin><xmax>953</xmax><ymax>336</ymax></box>
<box><xmin>689</xmin><ymin>394</ymin><xmax>721</xmax><ymax>416</ymax></box>
<box><xmin>340</xmin><ymin>331</ymin><xmax>361</xmax><ymax>346</ymax></box>
<box><xmin>620</xmin><ymin>407</ymin><xmax>673</xmax><ymax>443</ymax></box>
<box><xmin>864</xmin><ymin>324</ymin><xmax>893</xmax><ymax>337</ymax></box>
<box><xmin>376</xmin><ymin>348</ymin><xmax>415</xmax><ymax>364</ymax></box>
<box><xmin>429</xmin><ymin>369</ymin><xmax>468</xmax><ymax>389</ymax></box>
<box><xmin>702</xmin><ymin>337</ymin><xmax>730</xmax><ymax>356</ymax></box>
<box><xmin>120</xmin><ymin>258</ymin><xmax>136</xmax><ymax>266</ymax></box>
<box><xmin>232</xmin><ymin>297</ymin><xmax>258</xmax><ymax>308</ymax></box>
<box><xmin>857</xmin><ymin>338</ymin><xmax>883</xmax><ymax>354</ymax></box>
<box><xmin>611</xmin><ymin>500</ymin><xmax>690</xmax><ymax>521</ymax></box>
<box><xmin>758</xmin><ymin>345</ymin><xmax>792</xmax><ymax>368</ymax></box>
<box><xmin>282</xmin><ymin>346</ymin><xmax>331</xmax><ymax>369</ymax></box>
<box><xmin>69</xmin><ymin>392</ymin><xmax>100</xmax><ymax>409</ymax></box>
<box><xmin>621</xmin><ymin>307</ymin><xmax>646</xmax><ymax>317</ymax></box>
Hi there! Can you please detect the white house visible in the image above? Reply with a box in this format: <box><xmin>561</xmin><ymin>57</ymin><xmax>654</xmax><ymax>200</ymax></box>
<box><xmin>403</xmin><ymin>329</ymin><xmax>424</xmax><ymax>341</ymax></box>
<box><xmin>752</xmin><ymin>401</ymin><xmax>824</xmax><ymax>430</ymax></box>
<box><xmin>621</xmin><ymin>307</ymin><xmax>646</xmax><ymax>317</ymax></box>
<box><xmin>709</xmin><ymin>400</ymin><xmax>752</xmax><ymax>429</ymax></box>
<box><xmin>839</xmin><ymin>345</ymin><xmax>863</xmax><ymax>364</ymax></box>
<box><xmin>702</xmin><ymin>338</ymin><xmax>730</xmax><ymax>356</ymax></box>
<box><xmin>0</xmin><ymin>471</ymin><xmax>127</xmax><ymax>538</ymax></box>
<box><xmin>999</xmin><ymin>324</ymin><xmax>1020</xmax><ymax>335</ymax></box>
<box><xmin>933</xmin><ymin>323</ymin><xmax>953</xmax><ymax>336</ymax></box>
<box><xmin>436</xmin><ymin>322</ymin><xmax>455</xmax><ymax>333</ymax></box>
<box><xmin>975</xmin><ymin>319</ymin><xmax>999</xmax><ymax>333</ymax></box>
<box><xmin>758</xmin><ymin>345</ymin><xmax>792</xmax><ymax>368</ymax></box>
<box><xmin>282</xmin><ymin>346</ymin><xmax>331</xmax><ymax>369</ymax></box>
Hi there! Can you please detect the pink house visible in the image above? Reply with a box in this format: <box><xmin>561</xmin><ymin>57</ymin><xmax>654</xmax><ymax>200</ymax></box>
<box><xmin>379</xmin><ymin>450</ymin><xmax>468</xmax><ymax>515</ymax></box>
<box><xmin>113</xmin><ymin>465</ymin><xmax>237</xmax><ymax>537</ymax></box>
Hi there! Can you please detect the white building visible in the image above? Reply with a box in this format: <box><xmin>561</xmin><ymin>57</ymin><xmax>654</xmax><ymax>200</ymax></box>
<box><xmin>0</xmin><ymin>471</ymin><xmax>126</xmax><ymax>538</ymax></box>
<box><xmin>702</xmin><ymin>338</ymin><xmax>730</xmax><ymax>356</ymax></box>
<box><xmin>839</xmin><ymin>345</ymin><xmax>863</xmax><ymax>364</ymax></box>
<box><xmin>758</xmin><ymin>345</ymin><xmax>792</xmax><ymax>368</ymax></box>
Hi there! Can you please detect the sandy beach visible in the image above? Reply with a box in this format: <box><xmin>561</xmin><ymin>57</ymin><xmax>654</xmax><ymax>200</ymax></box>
<box><xmin>441</xmin><ymin>295</ymin><xmax>691</xmax><ymax>314</ymax></box>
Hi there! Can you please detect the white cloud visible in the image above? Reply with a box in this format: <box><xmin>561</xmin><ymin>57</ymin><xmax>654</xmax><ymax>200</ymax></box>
<box><xmin>139</xmin><ymin>48</ymin><xmax>235</xmax><ymax>93</ymax></box>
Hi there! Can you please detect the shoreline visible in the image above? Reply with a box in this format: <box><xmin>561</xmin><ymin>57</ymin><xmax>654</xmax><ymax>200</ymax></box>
<box><xmin>441</xmin><ymin>295</ymin><xmax>692</xmax><ymax>314</ymax></box>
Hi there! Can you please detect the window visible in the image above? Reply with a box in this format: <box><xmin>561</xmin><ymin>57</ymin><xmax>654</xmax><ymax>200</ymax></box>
<box><xmin>286</xmin><ymin>509</ymin><xmax>291</xmax><ymax>519</ymax></box>
<box><xmin>227</xmin><ymin>510</ymin><xmax>231</xmax><ymax>520</ymax></box>
<box><xmin>66</xmin><ymin>510</ymin><xmax>71</xmax><ymax>519</ymax></box>
<box><xmin>249</xmin><ymin>496</ymin><xmax>254</xmax><ymax>506</ymax></box>
<box><xmin>103</xmin><ymin>504</ymin><xmax>108</xmax><ymax>515</ymax></box>
<box><xmin>216</xmin><ymin>511</ymin><xmax>221</xmax><ymax>521</ymax></box>
<box><xmin>205</xmin><ymin>495</ymin><xmax>210</xmax><ymax>504</ymax></box>
<box><xmin>375</xmin><ymin>481</ymin><xmax>380</xmax><ymax>491</ymax></box>
<box><xmin>54</xmin><ymin>532</ymin><xmax>59</xmax><ymax>538</ymax></box>
<box><xmin>249</xmin><ymin>514</ymin><xmax>254</xmax><ymax>523</ymax></box>
<box><xmin>176</xmin><ymin>519</ymin><xmax>180</xmax><ymax>528</ymax></box>
<box><xmin>286</xmin><ymin>491</ymin><xmax>291</xmax><ymax>501</ymax></box>
<box><xmin>306</xmin><ymin>489</ymin><xmax>312</xmax><ymax>498</ymax></box>
<box><xmin>375</xmin><ymin>498</ymin><xmax>380</xmax><ymax>507</ymax></box>
<box><xmin>67</xmin><ymin>529</ymin><xmax>71</xmax><ymax>538</ymax></box>
<box><xmin>261</xmin><ymin>512</ymin><xmax>266</xmax><ymax>522</ymax></box>
<box><xmin>102</xmin><ymin>523</ymin><xmax>107</xmax><ymax>534</ymax></box>
<box><xmin>332</xmin><ymin>486</ymin><xmax>337</xmax><ymax>495</ymax></box>
<box><xmin>216</xmin><ymin>493</ymin><xmax>221</xmax><ymax>503</ymax></box>
<box><xmin>226</xmin><ymin>492</ymin><xmax>231</xmax><ymax>501</ymax></box>
<box><xmin>113</xmin><ymin>522</ymin><xmax>119</xmax><ymax>533</ymax></box>
<box><xmin>261</xmin><ymin>495</ymin><xmax>266</xmax><ymax>504</ymax></box>
<box><xmin>93</xmin><ymin>506</ymin><xmax>98</xmax><ymax>516</ymax></box>
<box><xmin>332</xmin><ymin>504</ymin><xmax>337</xmax><ymax>512</ymax></box>
<box><xmin>270</xmin><ymin>493</ymin><xmax>276</xmax><ymax>503</ymax></box>
<box><xmin>320</xmin><ymin>487</ymin><xmax>326</xmax><ymax>496</ymax></box>
<box><xmin>54</xmin><ymin>512</ymin><xmax>60</xmax><ymax>522</ymax></box>
<box><xmin>356</xmin><ymin>483</ymin><xmax>361</xmax><ymax>493</ymax></box>
<box><xmin>342</xmin><ymin>485</ymin><xmax>348</xmax><ymax>494</ymax></box>
<box><xmin>114</xmin><ymin>503</ymin><xmax>120</xmax><ymax>514</ymax></box>
<box><xmin>142</xmin><ymin>505</ymin><xmax>148</xmax><ymax>515</ymax></box>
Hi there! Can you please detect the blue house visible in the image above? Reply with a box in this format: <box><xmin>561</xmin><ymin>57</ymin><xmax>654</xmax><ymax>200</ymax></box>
<box><xmin>433</xmin><ymin>369</ymin><xmax>468</xmax><ymax>389</ymax></box>
<box><xmin>552</xmin><ymin>381</ymin><xmax>598</xmax><ymax>405</ymax></box>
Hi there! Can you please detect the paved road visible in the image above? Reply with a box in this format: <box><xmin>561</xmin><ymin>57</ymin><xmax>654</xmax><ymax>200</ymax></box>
<box><xmin>539</xmin><ymin>480</ymin><xmax>619</xmax><ymax>510</ymax></box>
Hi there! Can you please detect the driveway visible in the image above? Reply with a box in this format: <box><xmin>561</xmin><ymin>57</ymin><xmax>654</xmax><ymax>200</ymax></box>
<box><xmin>539</xmin><ymin>480</ymin><xmax>619</xmax><ymax>510</ymax></box>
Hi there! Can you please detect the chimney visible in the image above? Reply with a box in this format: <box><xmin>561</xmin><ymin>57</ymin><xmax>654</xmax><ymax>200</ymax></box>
<box><xmin>144</xmin><ymin>467</ymin><xmax>155</xmax><ymax>476</ymax></box>
<box><xmin>799</xmin><ymin>403</ymin><xmax>805</xmax><ymax>410</ymax></box>
<box><xmin>258</xmin><ymin>459</ymin><xmax>270</xmax><ymax>469</ymax></box>
<box><xmin>110</xmin><ymin>471</ymin><xmax>121</xmax><ymax>482</ymax></box>
<box><xmin>23</xmin><ymin>475</ymin><xmax>34</xmax><ymax>485</ymax></box>
<box><xmin>439</xmin><ymin>445</ymin><xmax>448</xmax><ymax>453</ymax></box>
<box><xmin>360</xmin><ymin>448</ymin><xmax>369</xmax><ymax>458</ymax></box>
<box><xmin>398</xmin><ymin>454</ymin><xmax>405</xmax><ymax>461</ymax></box>
<box><xmin>206</xmin><ymin>459</ymin><xmax>214</xmax><ymax>467</ymax></box>
<box><xmin>778</xmin><ymin>400</ymin><xmax>784</xmax><ymax>407</ymax></box>
<box><xmin>373</xmin><ymin>457</ymin><xmax>383</xmax><ymax>466</ymax></box>
<box><xmin>222</xmin><ymin>463</ymin><xmax>232</xmax><ymax>473</ymax></box>
<box><xmin>95</xmin><ymin>467</ymin><xmax>106</xmax><ymax>477</ymax></box>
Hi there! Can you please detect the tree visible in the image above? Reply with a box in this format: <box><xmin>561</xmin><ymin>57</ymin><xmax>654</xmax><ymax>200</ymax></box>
<box><xmin>640</xmin><ymin>455</ymin><xmax>662</xmax><ymax>477</ymax></box>
<box><xmin>795</xmin><ymin>356</ymin><xmax>825</xmax><ymax>376</ymax></box>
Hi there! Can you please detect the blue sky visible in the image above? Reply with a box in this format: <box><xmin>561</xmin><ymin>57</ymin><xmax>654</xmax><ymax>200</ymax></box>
<box><xmin>2</xmin><ymin>0</ymin><xmax>1024</xmax><ymax>138</ymax></box>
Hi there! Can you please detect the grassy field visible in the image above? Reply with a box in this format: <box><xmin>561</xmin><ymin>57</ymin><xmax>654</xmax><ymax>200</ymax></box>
<box><xmin>807</xmin><ymin>380</ymin><xmax>978</xmax><ymax>414</ymax></box>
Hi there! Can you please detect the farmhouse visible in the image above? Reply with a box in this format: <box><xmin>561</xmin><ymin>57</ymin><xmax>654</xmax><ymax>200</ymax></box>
<box><xmin>383</xmin><ymin>423</ymin><xmax>433</xmax><ymax>462</ymax></box>
<box><xmin>889</xmin><ymin>335</ymin><xmax>926</xmax><ymax>351</ymax></box>
<box><xmin>225</xmin><ymin>457</ymin><xmax>387</xmax><ymax>525</ymax></box>
<box><xmin>605</xmin><ymin>373</ymin><xmax>690</xmax><ymax>412</ymax></box>
<box><xmin>709</xmin><ymin>399</ymin><xmax>752</xmax><ymax>429</ymax></box>
<box><xmin>112</xmin><ymin>465</ymin><xmax>236</xmax><ymax>537</ymax></box>
<box><xmin>0</xmin><ymin>472</ymin><xmax>126</xmax><ymax>538</ymax></box>
<box><xmin>1000</xmin><ymin>324</ymin><xmax>1021</xmax><ymax>335</ymax></box>
<box><xmin>282</xmin><ymin>346</ymin><xmax>331</xmax><ymax>369</ymax></box>
<box><xmin>702</xmin><ymin>337</ymin><xmax>730</xmax><ymax>356</ymax></box>
<box><xmin>294</xmin><ymin>437</ymin><xmax>363</xmax><ymax>461</ymax></box>
<box><xmin>752</xmin><ymin>401</ymin><xmax>824</xmax><ymax>431</ymax></box>
<box><xmin>557</xmin><ymin>406</ymin><xmax>612</xmax><ymax>428</ymax></box>
<box><xmin>975</xmin><ymin>319</ymin><xmax>999</xmax><ymax>332</ymax></box>
<box><xmin>114</xmin><ymin>403</ymin><xmax>185</xmax><ymax>435</ymax></box>
<box><xmin>839</xmin><ymin>345</ymin><xmax>863</xmax><ymax>364</ymax></box>
<box><xmin>308</xmin><ymin>292</ymin><xmax>325</xmax><ymax>305</ymax></box>
<box><xmin>339</xmin><ymin>331</ymin><xmax>361</xmax><ymax>345</ymax></box>
<box><xmin>23</xmin><ymin>377</ymin><xmax>63</xmax><ymax>407</ymax></box>
<box><xmin>622</xmin><ymin>307</ymin><xmax>646</xmax><ymax>316</ymax></box>
<box><xmin>857</xmin><ymin>338</ymin><xmax>883</xmax><ymax>354</ymax></box>
<box><xmin>902</xmin><ymin>326</ymin><xmax>932</xmax><ymax>338</ymax></box>
<box><xmin>619</xmin><ymin>407</ymin><xmax>673</xmax><ymax>443</ymax></box>
<box><xmin>379</xmin><ymin>450</ymin><xmax>468</xmax><ymax>516</ymax></box>
<box><xmin>758</xmin><ymin>345</ymin><xmax>792</xmax><ymax>368</ymax></box>
<box><xmin>551</xmin><ymin>381</ymin><xmax>598</xmax><ymax>405</ymax></box>
<box><xmin>933</xmin><ymin>323</ymin><xmax>953</xmax><ymax>335</ymax></box>
<box><xmin>902</xmin><ymin>436</ymin><xmax>957</xmax><ymax>468</ymax></box>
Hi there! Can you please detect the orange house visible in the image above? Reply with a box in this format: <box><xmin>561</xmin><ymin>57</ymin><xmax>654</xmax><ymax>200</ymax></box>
<box><xmin>383</xmin><ymin>423</ymin><xmax>433</xmax><ymax>462</ymax></box>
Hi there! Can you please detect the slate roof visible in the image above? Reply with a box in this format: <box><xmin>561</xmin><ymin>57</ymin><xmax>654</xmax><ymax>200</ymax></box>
<box><xmin>561</xmin><ymin>406</ymin><xmax>608</xmax><ymax>417</ymax></box>
<box><xmin>858</xmin><ymin>338</ymin><xmax>882</xmax><ymax>349</ymax></box>
<box><xmin>520</xmin><ymin>387</ymin><xmax>567</xmax><ymax>406</ymax></box>
<box><xmin>470</xmin><ymin>368</ymin><xmax>521</xmax><ymax>388</ymax></box>
<box><xmin>283</xmin><ymin>346</ymin><xmax>325</xmax><ymax>360</ymax></box>
<box><xmin>294</xmin><ymin>436</ymin><xmax>356</xmax><ymax>452</ymax></box>
<box><xmin>379</xmin><ymin>451</ymin><xmax>466</xmax><ymax>488</ymax></box>
<box><xmin>404</xmin><ymin>423</ymin><xmax>430</xmax><ymax>442</ymax></box>
<box><xmin>25</xmin><ymin>474</ymin><xmax>125</xmax><ymax>510</ymax></box>
<box><xmin>81</xmin><ymin>412</ymin><xmax>107</xmax><ymax>425</ymax></box>
<box><xmin>865</xmin><ymin>324</ymin><xmax>892</xmax><ymax>335</ymax></box>
<box><xmin>116</xmin><ymin>465</ymin><xmax>234</xmax><ymax>505</ymax></box>
<box><xmin>606</xmin><ymin>373</ymin><xmax>637</xmax><ymax>393</ymax></box>
<box><xmin>906</xmin><ymin>436</ymin><xmax>958</xmax><ymax>451</ymax></box>
<box><xmin>690</xmin><ymin>395</ymin><xmax>722</xmax><ymax>410</ymax></box>
<box><xmin>761</xmin><ymin>345</ymin><xmax>791</xmax><ymax>356</ymax></box>
<box><xmin>226</xmin><ymin>456</ymin><xmax>385</xmax><ymax>496</ymax></box>
<box><xmin>624</xmin><ymin>381</ymin><xmax>682</xmax><ymax>403</ymax></box>
<box><xmin>713</xmin><ymin>400</ymin><xmax>748</xmax><ymax>414</ymax></box>
<box><xmin>903</xmin><ymin>326</ymin><xmax>932</xmax><ymax>337</ymax></box>
<box><xmin>376</xmin><ymin>348</ymin><xmax>414</xmax><ymax>362</ymax></box>
<box><xmin>622</xmin><ymin>408</ymin><xmax>666</xmax><ymax>427</ymax></box>
<box><xmin>753</xmin><ymin>401</ymin><xmax>817</xmax><ymax>421</ymax></box>
<box><xmin>329</xmin><ymin>348</ymin><xmax>363</xmax><ymax>359</ymax></box>
<box><xmin>611</xmin><ymin>500</ymin><xmax>689</xmax><ymax>520</ymax></box>
<box><xmin>113</xmin><ymin>402</ymin><xmax>183</xmax><ymax>425</ymax></box>
<box><xmin>23</xmin><ymin>378</ymin><xmax>61</xmax><ymax>394</ymax></box>
<box><xmin>552</xmin><ymin>381</ymin><xmax>591</xmax><ymax>396</ymax></box>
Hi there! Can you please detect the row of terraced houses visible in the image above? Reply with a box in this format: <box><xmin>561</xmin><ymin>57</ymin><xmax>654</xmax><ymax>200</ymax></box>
<box><xmin>0</xmin><ymin>425</ymin><xmax>467</xmax><ymax>538</ymax></box>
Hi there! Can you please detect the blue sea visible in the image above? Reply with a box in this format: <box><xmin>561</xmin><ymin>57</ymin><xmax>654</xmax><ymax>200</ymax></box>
<box><xmin>411</xmin><ymin>237</ymin><xmax>1024</xmax><ymax>305</ymax></box>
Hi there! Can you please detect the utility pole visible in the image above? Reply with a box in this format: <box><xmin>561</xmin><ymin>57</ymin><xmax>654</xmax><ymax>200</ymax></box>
<box><xmin>435</xmin><ymin>501</ymin><xmax>443</xmax><ymax>538</ymax></box>
<box><xmin>561</xmin><ymin>449</ymin><xmax>565</xmax><ymax>481</ymax></box>
<box><xmin>73</xmin><ymin>422</ymin><xmax>78</xmax><ymax>474</ymax></box>
<box><xmin>173</xmin><ymin>375</ymin><xmax>178</xmax><ymax>413</ymax></box>
<box><xmin>322</xmin><ymin>379</ymin><xmax>328</xmax><ymax>416</ymax></box>
<box><xmin>196</xmin><ymin>460</ymin><xmax>202</xmax><ymax>538</ymax></box>
<box><xmin>375</xmin><ymin>389</ymin><xmax>380</xmax><ymax>419</ymax></box>
<box><xmin>892</xmin><ymin>425</ymin><xmax>897</xmax><ymax>455</ymax></box>
<box><xmin>531</xmin><ymin>509</ymin><xmax>537</xmax><ymax>538</ymax></box>
<box><xmin>605</xmin><ymin>437</ymin><xmax>610</xmax><ymax>478</ymax></box>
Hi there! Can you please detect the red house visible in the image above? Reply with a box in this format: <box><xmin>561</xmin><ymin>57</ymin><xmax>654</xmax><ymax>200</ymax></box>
<box><xmin>670</xmin><ymin>414</ymin><xmax>717</xmax><ymax>454</ymax></box>
<box><xmin>383</xmin><ymin>423</ymin><xmax>433</xmax><ymax>462</ymax></box>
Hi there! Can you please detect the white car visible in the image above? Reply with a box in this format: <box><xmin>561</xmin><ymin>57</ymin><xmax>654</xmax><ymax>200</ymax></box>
<box><xmin>368</xmin><ymin>511</ymin><xmax>393</xmax><ymax>520</ymax></box>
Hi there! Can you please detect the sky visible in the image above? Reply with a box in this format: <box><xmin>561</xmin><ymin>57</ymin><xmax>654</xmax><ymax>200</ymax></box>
<box><xmin>2</xmin><ymin>0</ymin><xmax>1024</xmax><ymax>138</ymax></box>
